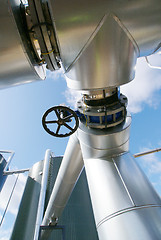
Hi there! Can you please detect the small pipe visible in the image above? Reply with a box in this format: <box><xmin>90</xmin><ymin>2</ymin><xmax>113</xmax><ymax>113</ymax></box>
<box><xmin>3</xmin><ymin>169</ymin><xmax>30</xmax><ymax>175</ymax></box>
<box><xmin>145</xmin><ymin>56</ymin><xmax>161</xmax><ymax>70</ymax></box>
<box><xmin>33</xmin><ymin>149</ymin><xmax>51</xmax><ymax>240</ymax></box>
<box><xmin>42</xmin><ymin>132</ymin><xmax>84</xmax><ymax>227</ymax></box>
<box><xmin>1</xmin><ymin>150</ymin><xmax>30</xmax><ymax>175</ymax></box>
<box><xmin>134</xmin><ymin>147</ymin><xmax>161</xmax><ymax>158</ymax></box>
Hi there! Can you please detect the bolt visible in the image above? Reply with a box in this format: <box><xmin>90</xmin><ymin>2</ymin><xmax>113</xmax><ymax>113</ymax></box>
<box><xmin>48</xmin><ymin>30</ymin><xmax>51</xmax><ymax>36</ymax></box>
<box><xmin>25</xmin><ymin>6</ymin><xmax>30</xmax><ymax>15</ymax></box>
<box><xmin>33</xmin><ymin>33</ymin><xmax>38</xmax><ymax>40</ymax></box>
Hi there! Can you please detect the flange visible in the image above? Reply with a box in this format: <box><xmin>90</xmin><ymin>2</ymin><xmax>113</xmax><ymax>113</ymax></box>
<box><xmin>27</xmin><ymin>0</ymin><xmax>60</xmax><ymax>70</ymax></box>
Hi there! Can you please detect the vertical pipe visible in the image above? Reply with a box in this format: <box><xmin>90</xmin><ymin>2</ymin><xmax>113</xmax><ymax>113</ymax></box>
<box><xmin>33</xmin><ymin>149</ymin><xmax>51</xmax><ymax>240</ymax></box>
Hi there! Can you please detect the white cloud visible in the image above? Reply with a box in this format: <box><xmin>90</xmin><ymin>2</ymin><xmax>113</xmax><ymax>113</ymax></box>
<box><xmin>64</xmin><ymin>88</ymin><xmax>82</xmax><ymax>109</ymax></box>
<box><xmin>62</xmin><ymin>55</ymin><xmax>161</xmax><ymax>113</ymax></box>
<box><xmin>46</xmin><ymin>69</ymin><xmax>65</xmax><ymax>81</ymax></box>
<box><xmin>138</xmin><ymin>147</ymin><xmax>161</xmax><ymax>175</ymax></box>
<box><xmin>121</xmin><ymin>55</ymin><xmax>161</xmax><ymax>113</ymax></box>
<box><xmin>0</xmin><ymin>228</ymin><xmax>12</xmax><ymax>240</ymax></box>
<box><xmin>137</xmin><ymin>146</ymin><xmax>161</xmax><ymax>196</ymax></box>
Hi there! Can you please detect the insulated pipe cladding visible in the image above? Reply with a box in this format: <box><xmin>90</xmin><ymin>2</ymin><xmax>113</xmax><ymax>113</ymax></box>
<box><xmin>46</xmin><ymin>0</ymin><xmax>161</xmax><ymax>91</ymax></box>
<box><xmin>78</xmin><ymin>117</ymin><xmax>161</xmax><ymax>240</ymax></box>
<box><xmin>1</xmin><ymin>0</ymin><xmax>161</xmax><ymax>89</ymax></box>
<box><xmin>42</xmin><ymin>133</ymin><xmax>84</xmax><ymax>228</ymax></box>
<box><xmin>1</xmin><ymin>1</ymin><xmax>161</xmax><ymax>240</ymax></box>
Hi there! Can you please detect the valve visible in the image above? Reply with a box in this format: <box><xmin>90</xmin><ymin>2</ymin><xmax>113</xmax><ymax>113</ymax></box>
<box><xmin>42</xmin><ymin>106</ymin><xmax>79</xmax><ymax>138</ymax></box>
<box><xmin>77</xmin><ymin>89</ymin><xmax>127</xmax><ymax>129</ymax></box>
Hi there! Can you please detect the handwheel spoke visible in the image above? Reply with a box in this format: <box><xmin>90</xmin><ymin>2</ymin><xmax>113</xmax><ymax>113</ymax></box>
<box><xmin>54</xmin><ymin>109</ymin><xmax>60</xmax><ymax>120</ymax></box>
<box><xmin>63</xmin><ymin>122</ymin><xmax>73</xmax><ymax>131</ymax></box>
<box><xmin>45</xmin><ymin>120</ymin><xmax>57</xmax><ymax>124</ymax></box>
<box><xmin>56</xmin><ymin>125</ymin><xmax>61</xmax><ymax>134</ymax></box>
<box><xmin>42</xmin><ymin>105</ymin><xmax>79</xmax><ymax>138</ymax></box>
<box><xmin>62</xmin><ymin>114</ymin><xmax>74</xmax><ymax>121</ymax></box>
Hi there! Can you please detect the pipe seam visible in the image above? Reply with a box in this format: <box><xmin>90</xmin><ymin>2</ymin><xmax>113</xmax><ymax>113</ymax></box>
<box><xmin>96</xmin><ymin>204</ymin><xmax>161</xmax><ymax>228</ymax></box>
<box><xmin>112</xmin><ymin>157</ymin><xmax>136</xmax><ymax>206</ymax></box>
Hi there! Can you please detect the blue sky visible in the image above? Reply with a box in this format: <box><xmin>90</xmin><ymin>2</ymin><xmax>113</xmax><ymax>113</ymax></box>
<box><xmin>0</xmin><ymin>54</ymin><xmax>161</xmax><ymax>239</ymax></box>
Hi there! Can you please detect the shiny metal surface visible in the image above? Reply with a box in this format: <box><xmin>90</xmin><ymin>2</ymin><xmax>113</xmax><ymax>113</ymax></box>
<box><xmin>78</xmin><ymin>114</ymin><xmax>131</xmax><ymax>158</ymax></box>
<box><xmin>42</xmin><ymin>132</ymin><xmax>84</xmax><ymax>227</ymax></box>
<box><xmin>66</xmin><ymin>14</ymin><xmax>138</xmax><ymax>90</ymax></box>
<box><xmin>83</xmin><ymin>153</ymin><xmax>161</xmax><ymax>226</ymax></box>
<box><xmin>83</xmin><ymin>155</ymin><xmax>134</xmax><ymax>225</ymax></box>
<box><xmin>83</xmin><ymin>154</ymin><xmax>161</xmax><ymax>239</ymax></box>
<box><xmin>98</xmin><ymin>206</ymin><xmax>161</xmax><ymax>240</ymax></box>
<box><xmin>49</xmin><ymin>0</ymin><xmax>161</xmax><ymax>59</ymax></box>
<box><xmin>34</xmin><ymin>149</ymin><xmax>51</xmax><ymax>240</ymax></box>
<box><xmin>114</xmin><ymin>153</ymin><xmax>161</xmax><ymax>206</ymax></box>
<box><xmin>78</xmin><ymin>116</ymin><xmax>161</xmax><ymax>239</ymax></box>
<box><xmin>48</xmin><ymin>0</ymin><xmax>161</xmax><ymax>90</ymax></box>
<box><xmin>0</xmin><ymin>0</ymin><xmax>45</xmax><ymax>89</ymax></box>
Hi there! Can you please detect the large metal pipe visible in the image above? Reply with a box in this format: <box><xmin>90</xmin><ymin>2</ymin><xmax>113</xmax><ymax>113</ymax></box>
<box><xmin>1</xmin><ymin>0</ymin><xmax>161</xmax><ymax>89</ymax></box>
<box><xmin>47</xmin><ymin>0</ymin><xmax>161</xmax><ymax>91</ymax></box>
<box><xmin>42</xmin><ymin>132</ymin><xmax>84</xmax><ymax>227</ymax></box>
<box><xmin>0</xmin><ymin>0</ymin><xmax>46</xmax><ymax>89</ymax></box>
<box><xmin>78</xmin><ymin>115</ymin><xmax>161</xmax><ymax>240</ymax></box>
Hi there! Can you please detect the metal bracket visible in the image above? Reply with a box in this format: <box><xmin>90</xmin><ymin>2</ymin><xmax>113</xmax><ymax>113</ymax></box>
<box><xmin>1</xmin><ymin>150</ymin><xmax>29</xmax><ymax>175</ymax></box>
<box><xmin>38</xmin><ymin>225</ymin><xmax>65</xmax><ymax>240</ymax></box>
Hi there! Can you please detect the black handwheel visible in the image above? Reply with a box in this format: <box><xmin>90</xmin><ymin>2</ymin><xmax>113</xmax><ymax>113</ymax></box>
<box><xmin>42</xmin><ymin>106</ymin><xmax>79</xmax><ymax>138</ymax></box>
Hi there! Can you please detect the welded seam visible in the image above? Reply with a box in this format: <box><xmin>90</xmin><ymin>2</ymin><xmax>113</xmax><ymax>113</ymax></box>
<box><xmin>111</xmin><ymin>13</ymin><xmax>140</xmax><ymax>57</ymax></box>
<box><xmin>97</xmin><ymin>204</ymin><xmax>161</xmax><ymax>228</ymax></box>
<box><xmin>79</xmin><ymin>137</ymin><xmax>130</xmax><ymax>154</ymax></box>
<box><xmin>66</xmin><ymin>11</ymin><xmax>140</xmax><ymax>72</ymax></box>
<box><xmin>66</xmin><ymin>14</ymin><xmax>109</xmax><ymax>73</ymax></box>
<box><xmin>112</xmin><ymin>157</ymin><xmax>136</xmax><ymax>206</ymax></box>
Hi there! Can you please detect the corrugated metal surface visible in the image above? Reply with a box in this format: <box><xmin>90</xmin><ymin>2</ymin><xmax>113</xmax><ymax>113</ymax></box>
<box><xmin>10</xmin><ymin>156</ymin><xmax>98</xmax><ymax>240</ymax></box>
<box><xmin>44</xmin><ymin>156</ymin><xmax>98</xmax><ymax>240</ymax></box>
<box><xmin>10</xmin><ymin>160</ymin><xmax>44</xmax><ymax>240</ymax></box>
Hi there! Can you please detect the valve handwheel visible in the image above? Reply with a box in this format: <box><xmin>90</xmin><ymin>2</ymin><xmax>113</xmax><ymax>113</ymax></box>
<box><xmin>42</xmin><ymin>106</ymin><xmax>79</xmax><ymax>137</ymax></box>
